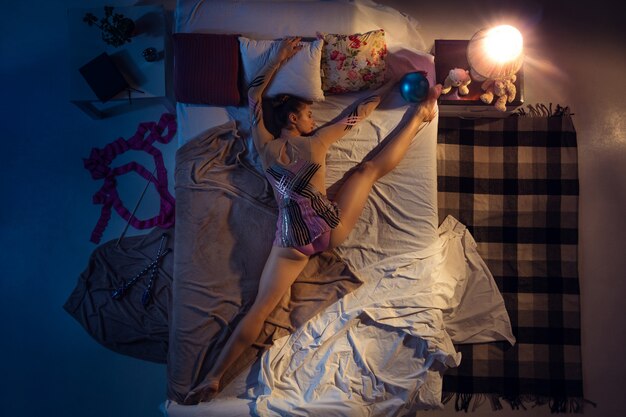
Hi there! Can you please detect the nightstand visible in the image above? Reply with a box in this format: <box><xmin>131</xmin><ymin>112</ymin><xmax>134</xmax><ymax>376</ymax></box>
<box><xmin>433</xmin><ymin>39</ymin><xmax>524</xmax><ymax>118</ymax></box>
<box><xmin>67</xmin><ymin>5</ymin><xmax>174</xmax><ymax>119</ymax></box>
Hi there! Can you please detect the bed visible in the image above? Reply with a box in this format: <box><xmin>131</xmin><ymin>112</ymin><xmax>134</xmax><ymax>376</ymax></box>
<box><xmin>61</xmin><ymin>2</ymin><xmax>588</xmax><ymax>414</ymax></box>
<box><xmin>160</xmin><ymin>1</ymin><xmax>515</xmax><ymax>416</ymax></box>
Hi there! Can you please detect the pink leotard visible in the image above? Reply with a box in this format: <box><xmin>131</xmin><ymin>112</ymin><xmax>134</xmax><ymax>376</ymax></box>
<box><xmin>265</xmin><ymin>159</ymin><xmax>339</xmax><ymax>256</ymax></box>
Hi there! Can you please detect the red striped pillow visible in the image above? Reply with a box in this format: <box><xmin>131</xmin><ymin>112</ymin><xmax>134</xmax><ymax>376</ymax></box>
<box><xmin>172</xmin><ymin>33</ymin><xmax>241</xmax><ymax>105</ymax></box>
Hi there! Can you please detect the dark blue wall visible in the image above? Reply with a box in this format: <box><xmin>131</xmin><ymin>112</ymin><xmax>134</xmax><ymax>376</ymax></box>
<box><xmin>1</xmin><ymin>1</ymin><xmax>175</xmax><ymax>416</ymax></box>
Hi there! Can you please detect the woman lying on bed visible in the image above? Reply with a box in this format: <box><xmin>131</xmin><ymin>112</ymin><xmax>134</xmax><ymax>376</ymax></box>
<box><xmin>196</xmin><ymin>36</ymin><xmax>441</xmax><ymax>397</ymax></box>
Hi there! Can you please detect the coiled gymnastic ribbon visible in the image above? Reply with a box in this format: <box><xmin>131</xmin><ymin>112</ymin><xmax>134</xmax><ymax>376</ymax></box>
<box><xmin>83</xmin><ymin>113</ymin><xmax>177</xmax><ymax>243</ymax></box>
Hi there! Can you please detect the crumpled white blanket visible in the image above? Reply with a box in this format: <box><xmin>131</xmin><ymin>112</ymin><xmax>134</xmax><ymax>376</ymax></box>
<box><xmin>254</xmin><ymin>216</ymin><xmax>514</xmax><ymax>416</ymax></box>
<box><xmin>162</xmin><ymin>216</ymin><xmax>514</xmax><ymax>417</ymax></box>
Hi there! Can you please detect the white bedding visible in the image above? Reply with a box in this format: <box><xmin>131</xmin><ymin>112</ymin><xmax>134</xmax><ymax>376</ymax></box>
<box><xmin>165</xmin><ymin>1</ymin><xmax>514</xmax><ymax>415</ymax></box>
<box><xmin>164</xmin><ymin>216</ymin><xmax>514</xmax><ymax>416</ymax></box>
<box><xmin>254</xmin><ymin>216</ymin><xmax>499</xmax><ymax>416</ymax></box>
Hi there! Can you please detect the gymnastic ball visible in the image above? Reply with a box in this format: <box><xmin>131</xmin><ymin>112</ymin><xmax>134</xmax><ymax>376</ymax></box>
<box><xmin>399</xmin><ymin>72</ymin><xmax>429</xmax><ymax>103</ymax></box>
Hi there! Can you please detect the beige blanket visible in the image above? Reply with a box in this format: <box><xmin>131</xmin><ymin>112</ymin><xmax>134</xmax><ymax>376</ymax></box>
<box><xmin>167</xmin><ymin>121</ymin><xmax>362</xmax><ymax>404</ymax></box>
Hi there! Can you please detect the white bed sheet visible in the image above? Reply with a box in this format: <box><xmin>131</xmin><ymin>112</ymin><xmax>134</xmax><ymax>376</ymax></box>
<box><xmin>165</xmin><ymin>1</ymin><xmax>514</xmax><ymax>415</ymax></box>
<box><xmin>254</xmin><ymin>216</ymin><xmax>469</xmax><ymax>416</ymax></box>
<box><xmin>164</xmin><ymin>216</ymin><xmax>514</xmax><ymax>416</ymax></box>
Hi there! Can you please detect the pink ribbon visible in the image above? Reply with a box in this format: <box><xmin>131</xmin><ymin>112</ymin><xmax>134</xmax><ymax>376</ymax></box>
<box><xmin>83</xmin><ymin>113</ymin><xmax>177</xmax><ymax>243</ymax></box>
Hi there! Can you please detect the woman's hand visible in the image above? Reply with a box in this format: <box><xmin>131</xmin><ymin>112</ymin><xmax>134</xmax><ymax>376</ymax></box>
<box><xmin>275</xmin><ymin>36</ymin><xmax>303</xmax><ymax>63</ymax></box>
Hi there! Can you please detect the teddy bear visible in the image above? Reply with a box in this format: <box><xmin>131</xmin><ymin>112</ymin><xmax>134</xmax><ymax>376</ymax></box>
<box><xmin>441</xmin><ymin>68</ymin><xmax>471</xmax><ymax>95</ymax></box>
<box><xmin>480</xmin><ymin>75</ymin><xmax>517</xmax><ymax>112</ymax></box>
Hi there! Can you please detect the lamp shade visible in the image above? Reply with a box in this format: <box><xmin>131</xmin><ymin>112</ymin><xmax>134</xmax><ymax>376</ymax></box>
<box><xmin>467</xmin><ymin>25</ymin><xmax>523</xmax><ymax>81</ymax></box>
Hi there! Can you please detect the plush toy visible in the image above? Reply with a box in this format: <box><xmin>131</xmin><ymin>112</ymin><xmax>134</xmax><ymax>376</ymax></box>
<box><xmin>441</xmin><ymin>68</ymin><xmax>471</xmax><ymax>95</ymax></box>
<box><xmin>480</xmin><ymin>75</ymin><xmax>517</xmax><ymax>112</ymax></box>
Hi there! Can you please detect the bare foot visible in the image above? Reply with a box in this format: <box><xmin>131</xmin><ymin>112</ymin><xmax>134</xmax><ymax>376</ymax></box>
<box><xmin>206</xmin><ymin>377</ymin><xmax>220</xmax><ymax>394</ymax></box>
<box><xmin>184</xmin><ymin>377</ymin><xmax>221</xmax><ymax>404</ymax></box>
<box><xmin>416</xmin><ymin>84</ymin><xmax>442</xmax><ymax>122</ymax></box>
<box><xmin>202</xmin><ymin>376</ymin><xmax>221</xmax><ymax>400</ymax></box>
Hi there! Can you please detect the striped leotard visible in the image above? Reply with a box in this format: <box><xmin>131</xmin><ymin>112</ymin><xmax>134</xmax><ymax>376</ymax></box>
<box><xmin>265</xmin><ymin>159</ymin><xmax>340</xmax><ymax>255</ymax></box>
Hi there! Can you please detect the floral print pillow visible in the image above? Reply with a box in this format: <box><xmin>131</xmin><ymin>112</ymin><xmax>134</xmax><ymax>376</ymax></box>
<box><xmin>318</xmin><ymin>29</ymin><xmax>387</xmax><ymax>95</ymax></box>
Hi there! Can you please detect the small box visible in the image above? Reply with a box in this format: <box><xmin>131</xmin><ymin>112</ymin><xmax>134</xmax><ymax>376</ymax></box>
<box><xmin>433</xmin><ymin>39</ymin><xmax>524</xmax><ymax>118</ymax></box>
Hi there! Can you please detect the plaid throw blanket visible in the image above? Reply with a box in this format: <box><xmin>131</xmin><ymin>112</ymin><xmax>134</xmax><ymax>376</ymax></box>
<box><xmin>436</xmin><ymin>114</ymin><xmax>587</xmax><ymax>412</ymax></box>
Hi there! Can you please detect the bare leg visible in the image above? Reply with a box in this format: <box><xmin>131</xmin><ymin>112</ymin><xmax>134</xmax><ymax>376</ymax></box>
<box><xmin>329</xmin><ymin>84</ymin><xmax>441</xmax><ymax>248</ymax></box>
<box><xmin>194</xmin><ymin>246</ymin><xmax>309</xmax><ymax>399</ymax></box>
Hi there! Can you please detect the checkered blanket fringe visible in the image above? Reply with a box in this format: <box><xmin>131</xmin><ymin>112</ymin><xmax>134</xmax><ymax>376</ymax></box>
<box><xmin>441</xmin><ymin>392</ymin><xmax>594</xmax><ymax>413</ymax></box>
<box><xmin>516</xmin><ymin>102</ymin><xmax>574</xmax><ymax>117</ymax></box>
<box><xmin>437</xmin><ymin>112</ymin><xmax>594</xmax><ymax>413</ymax></box>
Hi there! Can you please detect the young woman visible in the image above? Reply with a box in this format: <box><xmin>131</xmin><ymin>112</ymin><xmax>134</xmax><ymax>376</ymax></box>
<box><xmin>200</xmin><ymin>36</ymin><xmax>441</xmax><ymax>396</ymax></box>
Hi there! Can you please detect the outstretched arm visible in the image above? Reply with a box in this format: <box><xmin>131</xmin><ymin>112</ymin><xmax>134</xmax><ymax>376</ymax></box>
<box><xmin>311</xmin><ymin>77</ymin><xmax>398</xmax><ymax>150</ymax></box>
<box><xmin>248</xmin><ymin>37</ymin><xmax>303</xmax><ymax>153</ymax></box>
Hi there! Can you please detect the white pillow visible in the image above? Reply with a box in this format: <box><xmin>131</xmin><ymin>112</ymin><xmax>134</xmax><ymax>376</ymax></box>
<box><xmin>239</xmin><ymin>36</ymin><xmax>325</xmax><ymax>101</ymax></box>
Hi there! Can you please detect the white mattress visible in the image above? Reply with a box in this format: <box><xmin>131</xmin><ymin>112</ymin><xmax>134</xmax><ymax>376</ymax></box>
<box><xmin>165</xmin><ymin>1</ymin><xmax>514</xmax><ymax>415</ymax></box>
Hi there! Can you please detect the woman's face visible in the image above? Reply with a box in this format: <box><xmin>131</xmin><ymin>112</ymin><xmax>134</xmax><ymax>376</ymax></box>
<box><xmin>291</xmin><ymin>104</ymin><xmax>316</xmax><ymax>135</ymax></box>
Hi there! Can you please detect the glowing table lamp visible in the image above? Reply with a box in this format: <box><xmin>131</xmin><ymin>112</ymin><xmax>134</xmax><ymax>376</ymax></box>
<box><xmin>467</xmin><ymin>25</ymin><xmax>524</xmax><ymax>81</ymax></box>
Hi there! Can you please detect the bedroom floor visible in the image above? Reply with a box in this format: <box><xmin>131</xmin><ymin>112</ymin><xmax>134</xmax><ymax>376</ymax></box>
<box><xmin>1</xmin><ymin>1</ymin><xmax>623</xmax><ymax>417</ymax></box>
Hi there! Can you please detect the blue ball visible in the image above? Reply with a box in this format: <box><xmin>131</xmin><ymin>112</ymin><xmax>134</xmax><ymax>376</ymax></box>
<box><xmin>399</xmin><ymin>72</ymin><xmax>430</xmax><ymax>103</ymax></box>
